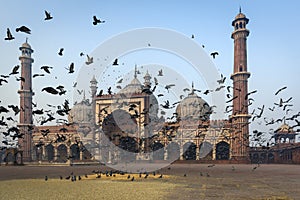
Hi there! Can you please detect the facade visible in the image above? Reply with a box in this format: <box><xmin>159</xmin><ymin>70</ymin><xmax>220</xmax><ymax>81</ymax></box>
<box><xmin>4</xmin><ymin>10</ymin><xmax>298</xmax><ymax>165</ymax></box>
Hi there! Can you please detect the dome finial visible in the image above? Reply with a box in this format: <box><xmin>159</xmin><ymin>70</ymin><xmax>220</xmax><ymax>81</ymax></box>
<box><xmin>83</xmin><ymin>90</ymin><xmax>86</xmax><ymax>100</ymax></box>
<box><xmin>190</xmin><ymin>82</ymin><xmax>195</xmax><ymax>95</ymax></box>
<box><xmin>239</xmin><ymin>6</ymin><xmax>242</xmax><ymax>13</ymax></box>
<box><xmin>26</xmin><ymin>37</ymin><xmax>28</xmax><ymax>43</ymax></box>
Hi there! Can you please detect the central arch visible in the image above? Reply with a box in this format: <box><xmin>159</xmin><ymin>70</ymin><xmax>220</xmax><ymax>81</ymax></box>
<box><xmin>216</xmin><ymin>141</ymin><xmax>230</xmax><ymax>160</ymax></box>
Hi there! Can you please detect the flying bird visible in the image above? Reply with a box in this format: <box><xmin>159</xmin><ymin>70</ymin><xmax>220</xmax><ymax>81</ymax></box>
<box><xmin>66</xmin><ymin>62</ymin><xmax>75</xmax><ymax>73</ymax></box>
<box><xmin>210</xmin><ymin>51</ymin><xmax>219</xmax><ymax>59</ymax></box>
<box><xmin>44</xmin><ymin>10</ymin><xmax>53</xmax><ymax>20</ymax></box>
<box><xmin>16</xmin><ymin>26</ymin><xmax>31</xmax><ymax>34</ymax></box>
<box><xmin>58</xmin><ymin>48</ymin><xmax>64</xmax><ymax>56</ymax></box>
<box><xmin>42</xmin><ymin>86</ymin><xmax>59</xmax><ymax>95</ymax></box>
<box><xmin>33</xmin><ymin>74</ymin><xmax>45</xmax><ymax>78</ymax></box>
<box><xmin>4</xmin><ymin>28</ymin><xmax>14</xmax><ymax>40</ymax></box>
<box><xmin>85</xmin><ymin>55</ymin><xmax>93</xmax><ymax>65</ymax></box>
<box><xmin>158</xmin><ymin>69</ymin><xmax>163</xmax><ymax>76</ymax></box>
<box><xmin>217</xmin><ymin>74</ymin><xmax>226</xmax><ymax>84</ymax></box>
<box><xmin>9</xmin><ymin>65</ymin><xmax>20</xmax><ymax>75</ymax></box>
<box><xmin>93</xmin><ymin>16</ymin><xmax>105</xmax><ymax>25</ymax></box>
<box><xmin>112</xmin><ymin>58</ymin><xmax>119</xmax><ymax>66</ymax></box>
<box><xmin>41</xmin><ymin>66</ymin><xmax>53</xmax><ymax>74</ymax></box>
<box><xmin>0</xmin><ymin>79</ymin><xmax>8</xmax><ymax>85</ymax></box>
<box><xmin>275</xmin><ymin>86</ymin><xmax>287</xmax><ymax>95</ymax></box>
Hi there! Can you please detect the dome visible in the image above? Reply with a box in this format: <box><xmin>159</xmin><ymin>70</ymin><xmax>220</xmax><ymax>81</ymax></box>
<box><xmin>274</xmin><ymin>123</ymin><xmax>295</xmax><ymax>134</ymax></box>
<box><xmin>68</xmin><ymin>99</ymin><xmax>93</xmax><ymax>123</ymax></box>
<box><xmin>235</xmin><ymin>12</ymin><xmax>246</xmax><ymax>20</ymax></box>
<box><xmin>21</xmin><ymin>42</ymin><xmax>32</xmax><ymax>49</ymax></box>
<box><xmin>119</xmin><ymin>77</ymin><xmax>143</xmax><ymax>94</ymax></box>
<box><xmin>176</xmin><ymin>91</ymin><xmax>211</xmax><ymax>121</ymax></box>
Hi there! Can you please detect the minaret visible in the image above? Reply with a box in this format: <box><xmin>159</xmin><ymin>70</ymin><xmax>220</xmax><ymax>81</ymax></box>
<box><xmin>90</xmin><ymin>75</ymin><xmax>98</xmax><ymax>99</ymax></box>
<box><xmin>230</xmin><ymin>9</ymin><xmax>251</xmax><ymax>161</ymax></box>
<box><xmin>17</xmin><ymin>39</ymin><xmax>34</xmax><ymax>162</ymax></box>
<box><xmin>143</xmin><ymin>70</ymin><xmax>151</xmax><ymax>89</ymax></box>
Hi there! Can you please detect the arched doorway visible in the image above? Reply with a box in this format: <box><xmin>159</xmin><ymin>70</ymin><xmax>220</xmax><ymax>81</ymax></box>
<box><xmin>45</xmin><ymin>144</ymin><xmax>54</xmax><ymax>162</ymax></box>
<box><xmin>199</xmin><ymin>142</ymin><xmax>213</xmax><ymax>160</ymax></box>
<box><xmin>70</xmin><ymin>144</ymin><xmax>80</xmax><ymax>160</ymax></box>
<box><xmin>151</xmin><ymin>142</ymin><xmax>164</xmax><ymax>160</ymax></box>
<box><xmin>166</xmin><ymin>142</ymin><xmax>180</xmax><ymax>161</ymax></box>
<box><xmin>251</xmin><ymin>153</ymin><xmax>259</xmax><ymax>164</ymax></box>
<box><xmin>183</xmin><ymin>142</ymin><xmax>196</xmax><ymax>160</ymax></box>
<box><xmin>118</xmin><ymin>136</ymin><xmax>138</xmax><ymax>161</ymax></box>
<box><xmin>57</xmin><ymin>144</ymin><xmax>67</xmax><ymax>162</ymax></box>
<box><xmin>216</xmin><ymin>141</ymin><xmax>230</xmax><ymax>160</ymax></box>
<box><xmin>267</xmin><ymin>153</ymin><xmax>274</xmax><ymax>163</ymax></box>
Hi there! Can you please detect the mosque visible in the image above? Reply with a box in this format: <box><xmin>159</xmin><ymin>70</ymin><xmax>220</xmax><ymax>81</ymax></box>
<box><xmin>2</xmin><ymin>10</ymin><xmax>300</xmax><ymax>165</ymax></box>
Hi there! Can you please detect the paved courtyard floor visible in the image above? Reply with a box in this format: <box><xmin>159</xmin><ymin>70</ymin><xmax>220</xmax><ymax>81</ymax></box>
<box><xmin>0</xmin><ymin>163</ymin><xmax>299</xmax><ymax>199</ymax></box>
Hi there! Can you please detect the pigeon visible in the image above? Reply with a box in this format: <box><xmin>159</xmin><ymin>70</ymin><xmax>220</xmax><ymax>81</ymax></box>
<box><xmin>275</xmin><ymin>86</ymin><xmax>287</xmax><ymax>95</ymax></box>
<box><xmin>42</xmin><ymin>87</ymin><xmax>59</xmax><ymax>95</ymax></box>
<box><xmin>85</xmin><ymin>55</ymin><xmax>93</xmax><ymax>65</ymax></box>
<box><xmin>16</xmin><ymin>26</ymin><xmax>31</xmax><ymax>34</ymax></box>
<box><xmin>9</xmin><ymin>65</ymin><xmax>20</xmax><ymax>75</ymax></box>
<box><xmin>0</xmin><ymin>79</ymin><xmax>8</xmax><ymax>85</ymax></box>
<box><xmin>4</xmin><ymin>28</ymin><xmax>14</xmax><ymax>40</ymax></box>
<box><xmin>58</xmin><ymin>48</ymin><xmax>64</xmax><ymax>56</ymax></box>
<box><xmin>210</xmin><ymin>51</ymin><xmax>219</xmax><ymax>59</ymax></box>
<box><xmin>217</xmin><ymin>74</ymin><xmax>226</xmax><ymax>84</ymax></box>
<box><xmin>93</xmin><ymin>16</ymin><xmax>105</xmax><ymax>25</ymax></box>
<box><xmin>44</xmin><ymin>10</ymin><xmax>53</xmax><ymax>20</ymax></box>
<box><xmin>41</xmin><ymin>66</ymin><xmax>53</xmax><ymax>74</ymax></box>
<box><xmin>158</xmin><ymin>69</ymin><xmax>163</xmax><ymax>76</ymax></box>
<box><xmin>66</xmin><ymin>62</ymin><xmax>74</xmax><ymax>73</ymax></box>
<box><xmin>112</xmin><ymin>58</ymin><xmax>119</xmax><ymax>66</ymax></box>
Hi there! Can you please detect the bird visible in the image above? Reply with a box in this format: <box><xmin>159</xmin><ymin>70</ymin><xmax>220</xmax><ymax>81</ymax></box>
<box><xmin>9</xmin><ymin>65</ymin><xmax>20</xmax><ymax>75</ymax></box>
<box><xmin>8</xmin><ymin>105</ymin><xmax>20</xmax><ymax>115</ymax></box>
<box><xmin>16</xmin><ymin>26</ymin><xmax>31</xmax><ymax>34</ymax></box>
<box><xmin>42</xmin><ymin>86</ymin><xmax>59</xmax><ymax>95</ymax></box>
<box><xmin>44</xmin><ymin>10</ymin><xmax>53</xmax><ymax>20</ymax></box>
<box><xmin>80</xmin><ymin>52</ymin><xmax>84</xmax><ymax>57</ymax></box>
<box><xmin>58</xmin><ymin>48</ymin><xmax>64</xmax><ymax>56</ymax></box>
<box><xmin>191</xmin><ymin>34</ymin><xmax>194</xmax><ymax>39</ymax></box>
<box><xmin>210</xmin><ymin>51</ymin><xmax>219</xmax><ymax>59</ymax></box>
<box><xmin>45</xmin><ymin>176</ymin><xmax>48</xmax><ymax>181</ymax></box>
<box><xmin>165</xmin><ymin>84</ymin><xmax>175</xmax><ymax>92</ymax></box>
<box><xmin>85</xmin><ymin>55</ymin><xmax>93</xmax><ymax>65</ymax></box>
<box><xmin>41</xmin><ymin>66</ymin><xmax>53</xmax><ymax>74</ymax></box>
<box><xmin>245</xmin><ymin>90</ymin><xmax>257</xmax><ymax>100</ymax></box>
<box><xmin>66</xmin><ymin>62</ymin><xmax>75</xmax><ymax>73</ymax></box>
<box><xmin>93</xmin><ymin>15</ymin><xmax>105</xmax><ymax>25</ymax></box>
<box><xmin>112</xmin><ymin>58</ymin><xmax>119</xmax><ymax>66</ymax></box>
<box><xmin>33</xmin><ymin>74</ymin><xmax>45</xmax><ymax>78</ymax></box>
<box><xmin>158</xmin><ymin>69</ymin><xmax>163</xmax><ymax>76</ymax></box>
<box><xmin>5</xmin><ymin>28</ymin><xmax>14</xmax><ymax>40</ymax></box>
<box><xmin>203</xmin><ymin>89</ymin><xmax>212</xmax><ymax>95</ymax></box>
<box><xmin>131</xmin><ymin>176</ymin><xmax>135</xmax><ymax>181</ymax></box>
<box><xmin>215</xmin><ymin>85</ymin><xmax>225</xmax><ymax>91</ymax></box>
<box><xmin>217</xmin><ymin>74</ymin><xmax>226</xmax><ymax>84</ymax></box>
<box><xmin>0</xmin><ymin>79</ymin><xmax>8</xmax><ymax>85</ymax></box>
<box><xmin>0</xmin><ymin>106</ymin><xmax>9</xmax><ymax>113</ymax></box>
<box><xmin>275</xmin><ymin>86</ymin><xmax>287</xmax><ymax>95</ymax></box>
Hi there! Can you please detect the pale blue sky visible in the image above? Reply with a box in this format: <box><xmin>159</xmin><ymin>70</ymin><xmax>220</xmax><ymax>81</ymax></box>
<box><xmin>1</xmin><ymin>0</ymin><xmax>300</xmax><ymax>143</ymax></box>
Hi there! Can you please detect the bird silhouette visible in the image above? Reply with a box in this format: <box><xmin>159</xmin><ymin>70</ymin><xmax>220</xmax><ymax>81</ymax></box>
<box><xmin>93</xmin><ymin>16</ymin><xmax>105</xmax><ymax>25</ymax></box>
<box><xmin>44</xmin><ymin>10</ymin><xmax>53</xmax><ymax>20</ymax></box>
<box><xmin>16</xmin><ymin>26</ymin><xmax>31</xmax><ymax>34</ymax></box>
<box><xmin>0</xmin><ymin>79</ymin><xmax>8</xmax><ymax>85</ymax></box>
<box><xmin>41</xmin><ymin>66</ymin><xmax>53</xmax><ymax>74</ymax></box>
<box><xmin>210</xmin><ymin>51</ymin><xmax>219</xmax><ymax>59</ymax></box>
<box><xmin>5</xmin><ymin>28</ymin><xmax>14</xmax><ymax>40</ymax></box>
<box><xmin>217</xmin><ymin>74</ymin><xmax>226</xmax><ymax>84</ymax></box>
<box><xmin>9</xmin><ymin>65</ymin><xmax>20</xmax><ymax>75</ymax></box>
<box><xmin>85</xmin><ymin>55</ymin><xmax>93</xmax><ymax>65</ymax></box>
<box><xmin>58</xmin><ymin>48</ymin><xmax>64</xmax><ymax>56</ymax></box>
<box><xmin>158</xmin><ymin>69</ymin><xmax>163</xmax><ymax>76</ymax></box>
<box><xmin>42</xmin><ymin>86</ymin><xmax>59</xmax><ymax>95</ymax></box>
<box><xmin>112</xmin><ymin>58</ymin><xmax>119</xmax><ymax>66</ymax></box>
<box><xmin>275</xmin><ymin>86</ymin><xmax>287</xmax><ymax>95</ymax></box>
<box><xmin>66</xmin><ymin>62</ymin><xmax>74</xmax><ymax>73</ymax></box>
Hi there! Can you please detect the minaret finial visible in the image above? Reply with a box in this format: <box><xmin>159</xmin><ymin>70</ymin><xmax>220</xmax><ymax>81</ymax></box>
<box><xmin>239</xmin><ymin>6</ymin><xmax>242</xmax><ymax>13</ymax></box>
<box><xmin>134</xmin><ymin>64</ymin><xmax>137</xmax><ymax>79</ymax></box>
<box><xmin>83</xmin><ymin>90</ymin><xmax>86</xmax><ymax>100</ymax></box>
<box><xmin>26</xmin><ymin>37</ymin><xmax>28</xmax><ymax>43</ymax></box>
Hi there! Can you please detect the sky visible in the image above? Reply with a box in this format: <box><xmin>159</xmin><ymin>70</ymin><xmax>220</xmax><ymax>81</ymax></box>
<box><xmin>1</xmin><ymin>0</ymin><xmax>300</xmax><ymax>144</ymax></box>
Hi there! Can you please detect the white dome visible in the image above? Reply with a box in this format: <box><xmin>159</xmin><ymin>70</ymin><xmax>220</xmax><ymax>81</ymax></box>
<box><xmin>176</xmin><ymin>92</ymin><xmax>211</xmax><ymax>121</ymax></box>
<box><xmin>119</xmin><ymin>77</ymin><xmax>143</xmax><ymax>94</ymax></box>
<box><xmin>68</xmin><ymin>99</ymin><xmax>92</xmax><ymax>123</ymax></box>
